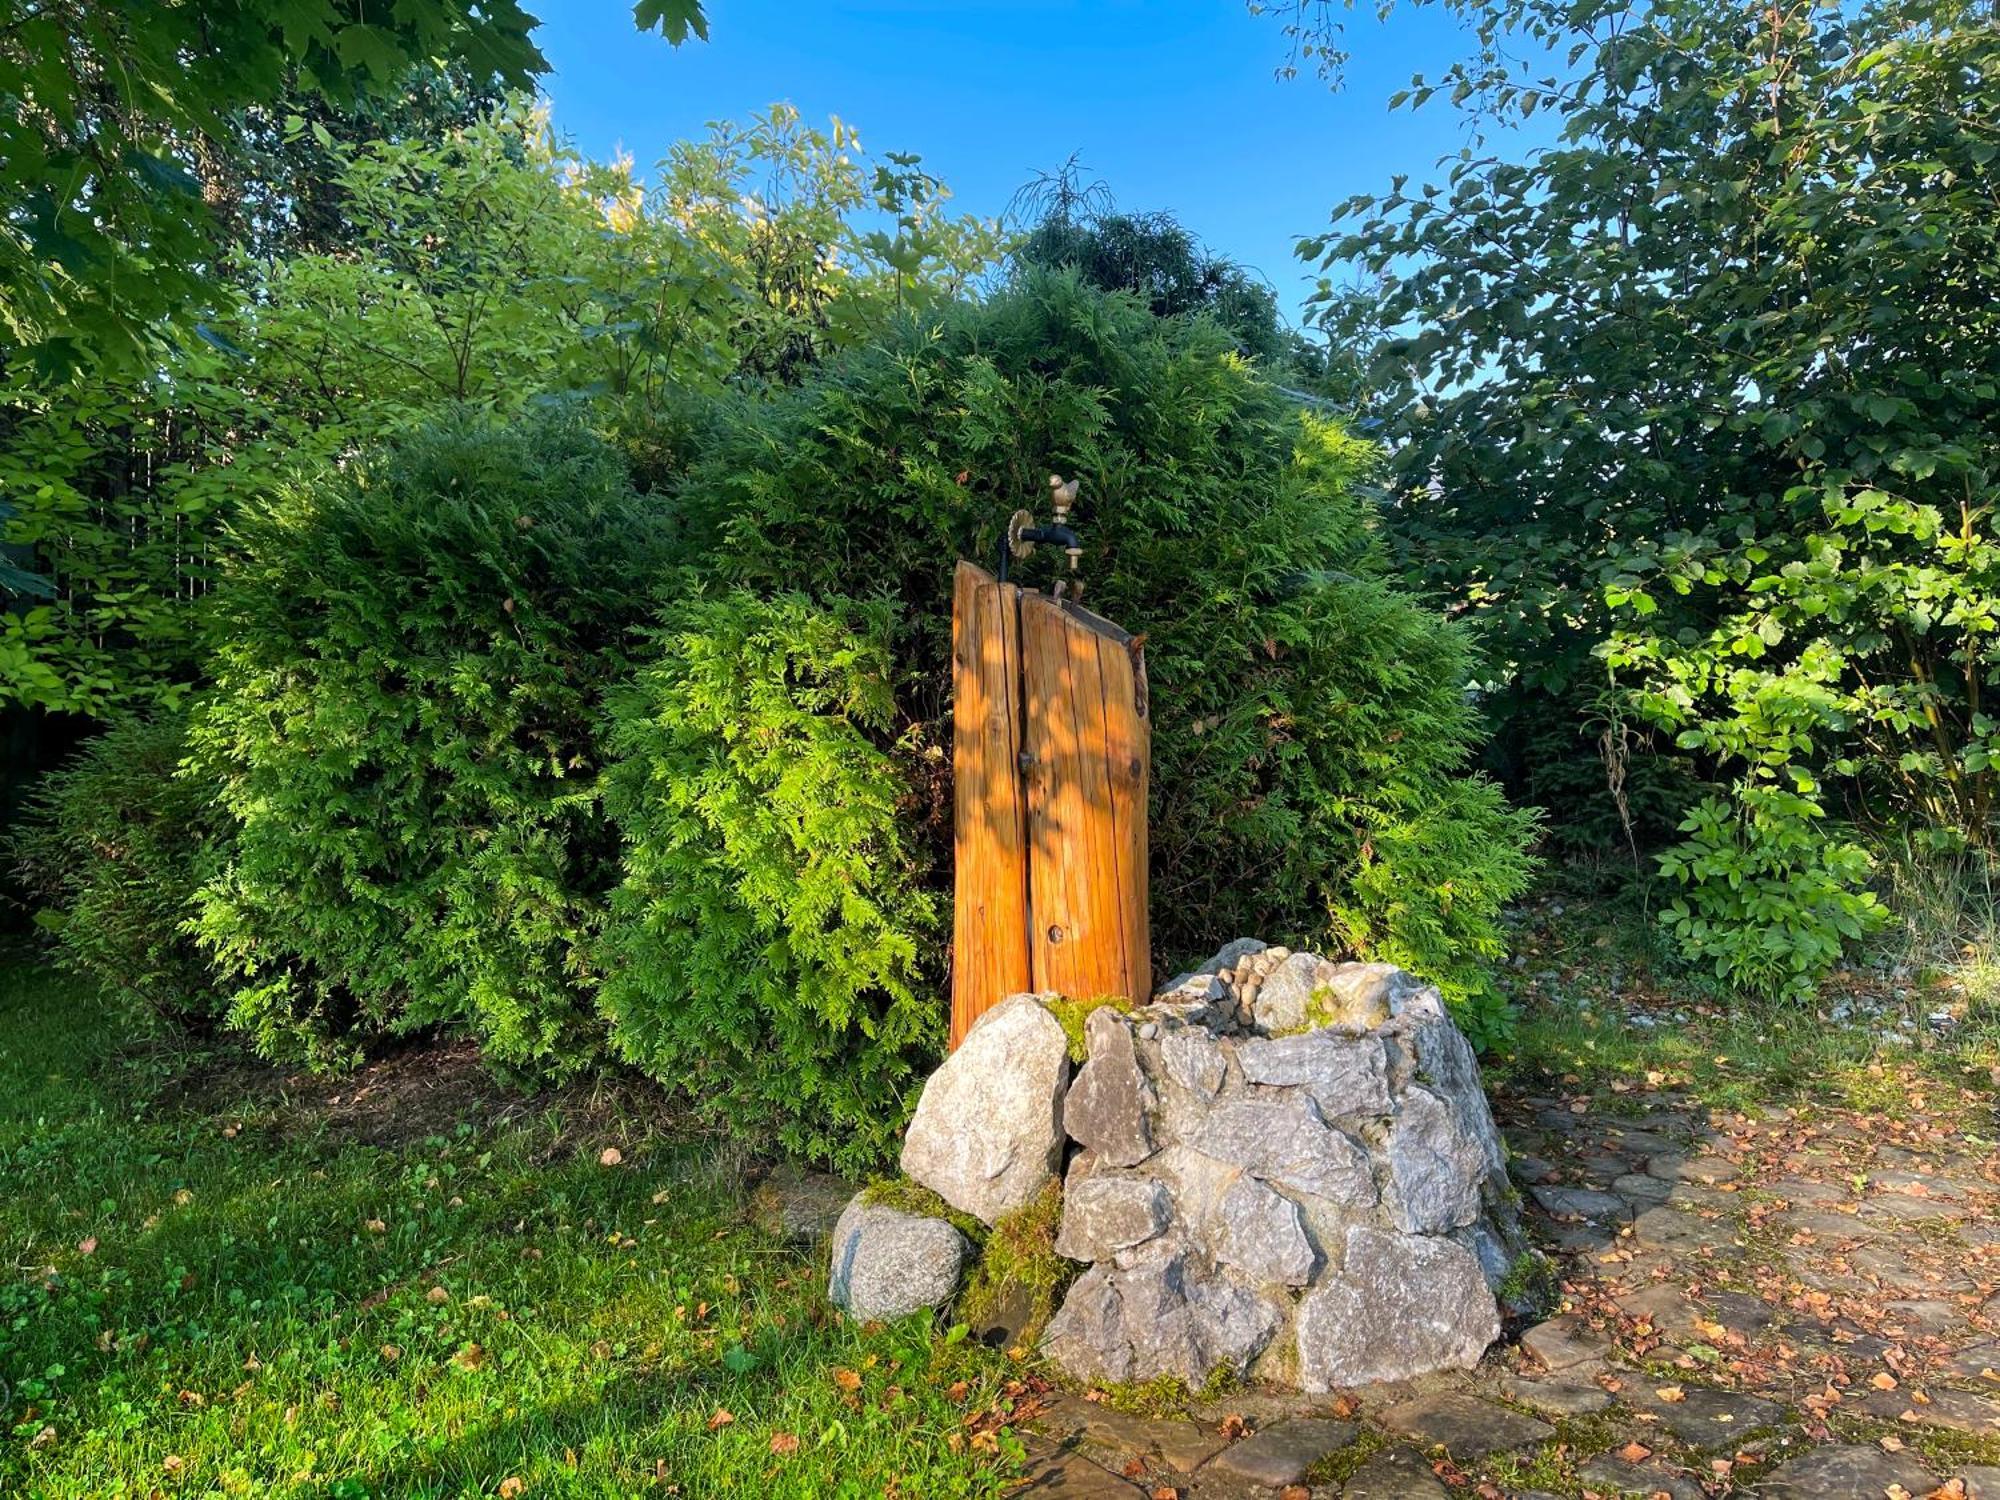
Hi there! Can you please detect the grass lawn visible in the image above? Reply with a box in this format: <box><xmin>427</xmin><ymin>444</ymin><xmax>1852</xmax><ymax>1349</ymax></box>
<box><xmin>0</xmin><ymin>961</ymin><xmax>1025</xmax><ymax>1499</ymax></box>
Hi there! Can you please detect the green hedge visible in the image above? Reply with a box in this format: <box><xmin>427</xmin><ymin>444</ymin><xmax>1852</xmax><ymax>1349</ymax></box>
<box><xmin>189</xmin><ymin>409</ymin><xmax>667</xmax><ymax>1069</ymax></box>
<box><xmin>8</xmin><ymin>713</ymin><xmax>225</xmax><ymax>1020</ymax></box>
<box><xmin>598</xmin><ymin>592</ymin><xmax>938</xmax><ymax>1167</ymax></box>
<box><xmin>597</xmin><ymin>271</ymin><xmax>1536</xmax><ymax>1165</ymax></box>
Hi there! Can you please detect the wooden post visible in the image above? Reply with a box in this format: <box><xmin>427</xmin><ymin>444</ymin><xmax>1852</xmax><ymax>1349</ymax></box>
<box><xmin>951</xmin><ymin>561</ymin><xmax>1150</xmax><ymax>1047</ymax></box>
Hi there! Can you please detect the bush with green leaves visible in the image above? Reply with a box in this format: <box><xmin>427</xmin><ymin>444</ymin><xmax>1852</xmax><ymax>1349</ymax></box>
<box><xmin>7</xmin><ymin>713</ymin><xmax>224</xmax><ymax>1019</ymax></box>
<box><xmin>602</xmin><ymin>273</ymin><xmax>1534</xmax><ymax>1145</ymax></box>
<box><xmin>1659</xmin><ymin>784</ymin><xmax>1886</xmax><ymax>999</ymax></box>
<box><xmin>190</xmin><ymin>408</ymin><xmax>666</xmax><ymax>1070</ymax></box>
<box><xmin>598</xmin><ymin>592</ymin><xmax>937</xmax><ymax>1169</ymax></box>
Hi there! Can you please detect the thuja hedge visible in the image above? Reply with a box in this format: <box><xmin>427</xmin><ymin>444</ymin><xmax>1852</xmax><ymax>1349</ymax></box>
<box><xmin>187</xmin><ymin>410</ymin><xmax>669</xmax><ymax>1070</ymax></box>
<box><xmin>22</xmin><ymin>275</ymin><xmax>1534</xmax><ymax>1168</ymax></box>
<box><xmin>611</xmin><ymin>273</ymin><xmax>1536</xmax><ymax>1161</ymax></box>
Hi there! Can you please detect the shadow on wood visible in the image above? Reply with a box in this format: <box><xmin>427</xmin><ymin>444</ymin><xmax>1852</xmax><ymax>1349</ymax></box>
<box><xmin>951</xmin><ymin>560</ymin><xmax>1149</xmax><ymax>1047</ymax></box>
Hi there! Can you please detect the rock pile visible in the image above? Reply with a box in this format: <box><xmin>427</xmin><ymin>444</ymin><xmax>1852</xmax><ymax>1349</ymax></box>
<box><xmin>826</xmin><ymin>940</ymin><xmax>1526</xmax><ymax>1393</ymax></box>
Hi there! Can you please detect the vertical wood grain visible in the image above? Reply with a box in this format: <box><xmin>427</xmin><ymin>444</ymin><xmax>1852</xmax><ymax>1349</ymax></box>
<box><xmin>949</xmin><ymin>561</ymin><xmax>1030</xmax><ymax>1047</ymax></box>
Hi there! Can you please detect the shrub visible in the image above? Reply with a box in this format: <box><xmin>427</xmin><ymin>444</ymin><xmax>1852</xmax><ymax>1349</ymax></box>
<box><xmin>1659</xmin><ymin>784</ymin><xmax>1887</xmax><ymax>1000</ymax></box>
<box><xmin>597</xmin><ymin>592</ymin><xmax>938</xmax><ymax>1169</ymax></box>
<box><xmin>190</xmin><ymin>408</ymin><xmax>666</xmax><ymax>1070</ymax></box>
<box><xmin>599</xmin><ymin>272</ymin><xmax>1535</xmax><ymax>1144</ymax></box>
<box><xmin>8</xmin><ymin>713</ymin><xmax>224</xmax><ymax>1019</ymax></box>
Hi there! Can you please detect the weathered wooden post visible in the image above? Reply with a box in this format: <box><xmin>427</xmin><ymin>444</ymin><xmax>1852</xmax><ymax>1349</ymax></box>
<box><xmin>950</xmin><ymin>478</ymin><xmax>1150</xmax><ymax>1048</ymax></box>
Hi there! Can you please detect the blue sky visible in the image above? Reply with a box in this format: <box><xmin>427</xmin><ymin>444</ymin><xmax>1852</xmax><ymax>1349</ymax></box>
<box><xmin>532</xmin><ymin>1</ymin><xmax>1529</xmax><ymax>328</ymax></box>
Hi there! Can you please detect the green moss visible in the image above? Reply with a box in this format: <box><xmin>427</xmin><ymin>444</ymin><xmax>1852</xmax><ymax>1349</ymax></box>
<box><xmin>859</xmin><ymin>1176</ymin><xmax>987</xmax><ymax>1243</ymax></box>
<box><xmin>1304</xmin><ymin>1426</ymin><xmax>1387</xmax><ymax>1486</ymax></box>
<box><xmin>1498</xmin><ymin>1248</ymin><xmax>1561</xmax><ymax>1317</ymax></box>
<box><xmin>956</xmin><ymin>1180</ymin><xmax>1070</xmax><ymax>1346</ymax></box>
<box><xmin>1092</xmin><ymin>1373</ymin><xmax>1193</xmax><ymax>1417</ymax></box>
<box><xmin>1044</xmin><ymin>994</ymin><xmax>1137</xmax><ymax>1063</ymax></box>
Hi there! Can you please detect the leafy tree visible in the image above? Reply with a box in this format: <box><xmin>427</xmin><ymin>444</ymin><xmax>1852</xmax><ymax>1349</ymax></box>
<box><xmin>0</xmin><ymin>0</ymin><xmax>545</xmax><ymax>371</ymax></box>
<box><xmin>1012</xmin><ymin>161</ymin><xmax>1289</xmax><ymax>366</ymax></box>
<box><xmin>0</xmin><ymin>102</ymin><xmax>1003</xmax><ymax>718</ymax></box>
<box><xmin>1293</xmin><ymin>0</ymin><xmax>1998</xmax><ymax>988</ymax></box>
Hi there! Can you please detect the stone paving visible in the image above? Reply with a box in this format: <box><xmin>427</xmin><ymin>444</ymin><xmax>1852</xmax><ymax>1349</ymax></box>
<box><xmin>1018</xmin><ymin>1068</ymin><xmax>2000</xmax><ymax>1497</ymax></box>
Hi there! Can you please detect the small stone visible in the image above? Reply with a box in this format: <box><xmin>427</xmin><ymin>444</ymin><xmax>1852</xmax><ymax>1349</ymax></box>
<box><xmin>1160</xmin><ymin>1027</ymin><xmax>1227</xmax><ymax>1098</ymax></box>
<box><xmin>1613</xmin><ymin>1172</ymin><xmax>1673</xmax><ymax>1203</ymax></box>
<box><xmin>1236</xmin><ymin>1032</ymin><xmax>1393</xmax><ymax>1117</ymax></box>
<box><xmin>1205</xmin><ymin>1418</ymin><xmax>1357</xmax><ymax>1487</ymax></box>
<box><xmin>1192</xmin><ymin>1092</ymin><xmax>1375</xmax><ymax>1207</ymax></box>
<box><xmin>748</xmin><ymin>1164</ymin><xmax>856</xmax><ymax>1243</ymax></box>
<box><xmin>826</xmin><ymin>1198</ymin><xmax>966</xmax><ymax>1321</ymax></box>
<box><xmin>1519</xmin><ymin>1315</ymin><xmax>1608</xmax><ymax>1371</ymax></box>
<box><xmin>1210</xmin><ymin>1174</ymin><xmax>1317</xmax><ymax>1286</ymax></box>
<box><xmin>1377</xmin><ymin>1392</ymin><xmax>1554</xmax><ymax>1459</ymax></box>
<box><xmin>1629</xmin><ymin>1204</ymin><xmax>1732</xmax><ymax>1249</ymax></box>
<box><xmin>1064</xmin><ymin>1007</ymin><xmax>1156</xmax><ymax>1169</ymax></box>
<box><xmin>1530</xmin><ymin>1184</ymin><xmax>1632</xmax><ymax>1222</ymax></box>
<box><xmin>1338</xmin><ymin>1446</ymin><xmax>1450</xmax><ymax>1498</ymax></box>
<box><xmin>1756</xmin><ymin>1444</ymin><xmax>1937</xmax><ymax>1497</ymax></box>
<box><xmin>1194</xmin><ymin>937</ymin><xmax>1269</xmax><ymax>976</ymax></box>
<box><xmin>1310</xmin><ymin>961</ymin><xmax>1403</xmax><ymax>1031</ymax></box>
<box><xmin>1576</xmin><ymin>1452</ymin><xmax>1704</xmax><ymax>1500</ymax></box>
<box><xmin>1295</xmin><ymin>1227</ymin><xmax>1500</xmax><ymax>1390</ymax></box>
<box><xmin>1053</xmin><ymin>1174</ymin><xmax>1171</xmax><ymax>1263</ymax></box>
<box><xmin>1898</xmin><ymin>1386</ymin><xmax>2000</xmax><ymax>1438</ymax></box>
<box><xmin>1629</xmin><ymin>1384</ymin><xmax>1782</xmax><ymax>1448</ymax></box>
<box><xmin>901</xmin><ymin>993</ymin><xmax>1069</xmax><ymax>1223</ymax></box>
<box><xmin>1496</xmin><ymin>1368</ymin><xmax>1614</xmax><ymax>1416</ymax></box>
<box><xmin>1248</xmin><ymin>952</ymin><xmax>1330</xmax><ymax>1034</ymax></box>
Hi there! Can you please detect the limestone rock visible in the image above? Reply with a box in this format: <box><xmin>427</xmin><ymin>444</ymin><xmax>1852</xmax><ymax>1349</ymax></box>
<box><xmin>1243</xmin><ymin>951</ymin><xmax>1324</xmax><ymax>1034</ymax></box>
<box><xmin>826</xmin><ymin>1197</ymin><xmax>967</xmax><ymax>1321</ymax></box>
<box><xmin>1312</xmin><ymin>961</ymin><xmax>1404</xmax><ymax>1032</ymax></box>
<box><xmin>1063</xmin><ymin>1007</ymin><xmax>1155</xmax><ymax>1168</ymax></box>
<box><xmin>1159</xmin><ymin>1027</ymin><xmax>1227</xmax><ymax>1098</ymax></box>
<box><xmin>1054</xmin><ymin>1173</ymin><xmax>1170</xmax><ymax>1263</ymax></box>
<box><xmin>1040</xmin><ymin>1245</ymin><xmax>1281</xmax><ymax>1387</ymax></box>
<box><xmin>901</xmin><ymin>993</ymin><xmax>1069</xmax><ymax>1223</ymax></box>
<box><xmin>1236</xmin><ymin>1031</ymin><xmax>1392</xmax><ymax>1118</ymax></box>
<box><xmin>1294</xmin><ymin>1226</ymin><xmax>1500</xmax><ymax>1389</ymax></box>
<box><xmin>1384</xmin><ymin>1085</ymin><xmax>1490</xmax><ymax>1233</ymax></box>
<box><xmin>1210</xmin><ymin>1174</ymin><xmax>1317</xmax><ymax>1286</ymax></box>
<box><xmin>1192</xmin><ymin>1092</ymin><xmax>1376</xmax><ymax>1207</ymax></box>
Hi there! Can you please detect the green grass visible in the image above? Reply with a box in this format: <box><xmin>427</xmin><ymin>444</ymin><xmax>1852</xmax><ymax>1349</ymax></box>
<box><xmin>0</xmin><ymin>962</ymin><xmax>1022</xmax><ymax>1498</ymax></box>
<box><xmin>1493</xmin><ymin>870</ymin><xmax>2000</xmax><ymax>1115</ymax></box>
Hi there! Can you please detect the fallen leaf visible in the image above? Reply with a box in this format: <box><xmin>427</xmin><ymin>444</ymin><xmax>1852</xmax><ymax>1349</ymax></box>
<box><xmin>365</xmin><ymin>1219</ymin><xmax>386</xmax><ymax>1233</ymax></box>
<box><xmin>427</xmin><ymin>1286</ymin><xmax>450</xmax><ymax>1305</ymax></box>
<box><xmin>163</xmin><ymin>1455</ymin><xmax>185</xmax><ymax>1475</ymax></box>
<box><xmin>1279</xmin><ymin>1488</ymin><xmax>1309</xmax><ymax>1500</ymax></box>
<box><xmin>1878</xmin><ymin>1435</ymin><xmax>1905</xmax><ymax>1452</ymax></box>
<box><xmin>599</xmin><ymin>1147</ymin><xmax>624</xmax><ymax>1167</ymax></box>
<box><xmin>1122</xmin><ymin>1458</ymin><xmax>1146</xmax><ymax>1478</ymax></box>
<box><xmin>1656</xmin><ymin>1385</ymin><xmax>1686</xmax><ymax>1403</ymax></box>
<box><xmin>769</xmin><ymin>1432</ymin><xmax>799</xmax><ymax>1456</ymax></box>
<box><xmin>706</xmin><ymin>1408</ymin><xmax>734</xmax><ymax>1431</ymax></box>
<box><xmin>1616</xmin><ymin>1440</ymin><xmax>1653</xmax><ymax>1463</ymax></box>
<box><xmin>833</xmin><ymin>1368</ymin><xmax>861</xmax><ymax>1392</ymax></box>
<box><xmin>455</xmin><ymin>1343</ymin><xmax>486</xmax><ymax>1371</ymax></box>
<box><xmin>78</xmin><ymin>1236</ymin><xmax>98</xmax><ymax>1255</ymax></box>
<box><xmin>497</xmin><ymin>1480</ymin><xmax>525</xmax><ymax>1499</ymax></box>
<box><xmin>1872</xmin><ymin>1371</ymin><xmax>1900</xmax><ymax>1391</ymax></box>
